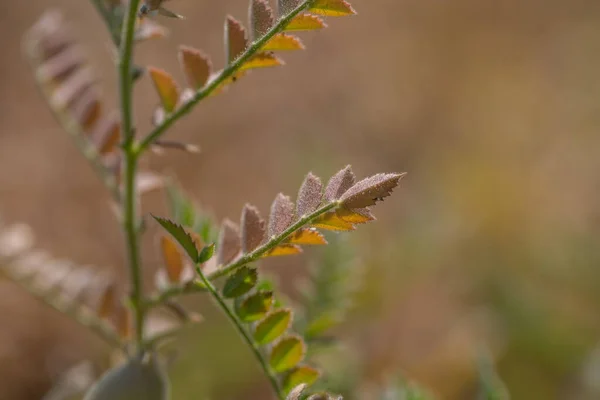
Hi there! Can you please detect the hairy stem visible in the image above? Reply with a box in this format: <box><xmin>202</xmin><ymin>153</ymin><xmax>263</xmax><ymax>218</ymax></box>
<box><xmin>135</xmin><ymin>0</ymin><xmax>313</xmax><ymax>154</ymax></box>
<box><xmin>209</xmin><ymin>201</ymin><xmax>338</xmax><ymax>280</ymax></box>
<box><xmin>118</xmin><ymin>0</ymin><xmax>144</xmax><ymax>347</ymax></box>
<box><xmin>195</xmin><ymin>266</ymin><xmax>285</xmax><ymax>400</ymax></box>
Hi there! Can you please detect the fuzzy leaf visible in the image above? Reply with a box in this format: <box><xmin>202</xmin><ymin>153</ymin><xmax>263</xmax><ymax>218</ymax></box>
<box><xmin>116</xmin><ymin>305</ymin><xmax>132</xmax><ymax>339</ymax></box>
<box><xmin>263</xmin><ymin>244</ymin><xmax>303</xmax><ymax>257</ymax></box>
<box><xmin>309</xmin><ymin>0</ymin><xmax>357</xmax><ymax>16</ymax></box>
<box><xmin>51</xmin><ymin>67</ymin><xmax>94</xmax><ymax>108</ymax></box>
<box><xmin>97</xmin><ymin>282</ymin><xmax>116</xmax><ymax>319</ymax></box>
<box><xmin>72</xmin><ymin>88</ymin><xmax>102</xmax><ymax>131</ymax></box>
<box><xmin>198</xmin><ymin>243</ymin><xmax>215</xmax><ymax>264</ymax></box>
<box><xmin>250</xmin><ymin>0</ymin><xmax>274</xmax><ymax>40</ymax></box>
<box><xmin>91</xmin><ymin>113</ymin><xmax>121</xmax><ymax>155</ymax></box>
<box><xmin>236</xmin><ymin>290</ymin><xmax>274</xmax><ymax>322</ymax></box>
<box><xmin>288</xmin><ymin>228</ymin><xmax>327</xmax><ymax>245</ymax></box>
<box><xmin>148</xmin><ymin>67</ymin><xmax>180</xmax><ymax>113</ymax></box>
<box><xmin>336</xmin><ymin>207</ymin><xmax>375</xmax><ymax>224</ymax></box>
<box><xmin>287</xmin><ymin>384</ymin><xmax>307</xmax><ymax>400</ymax></box>
<box><xmin>254</xmin><ymin>309</ymin><xmax>292</xmax><ymax>344</ymax></box>
<box><xmin>241</xmin><ymin>204</ymin><xmax>266</xmax><ymax>253</ymax></box>
<box><xmin>340</xmin><ymin>173</ymin><xmax>405</xmax><ymax>208</ymax></box>
<box><xmin>135</xmin><ymin>19</ymin><xmax>168</xmax><ymax>42</ymax></box>
<box><xmin>153</xmin><ymin>216</ymin><xmax>199</xmax><ymax>262</ymax></box>
<box><xmin>312</xmin><ymin>212</ymin><xmax>355</xmax><ymax>231</ymax></box>
<box><xmin>297</xmin><ymin>173</ymin><xmax>322</xmax><ymax>216</ymax></box>
<box><xmin>217</xmin><ymin>219</ymin><xmax>241</xmax><ymax>265</ymax></box>
<box><xmin>240</xmin><ymin>53</ymin><xmax>285</xmax><ymax>71</ymax></box>
<box><xmin>160</xmin><ymin>235</ymin><xmax>184</xmax><ymax>283</ymax></box>
<box><xmin>324</xmin><ymin>165</ymin><xmax>355</xmax><ymax>202</ymax></box>
<box><xmin>262</xmin><ymin>34</ymin><xmax>305</xmax><ymax>51</ymax></box>
<box><xmin>278</xmin><ymin>0</ymin><xmax>302</xmax><ymax>15</ymax></box>
<box><xmin>222</xmin><ymin>267</ymin><xmax>257</xmax><ymax>298</ymax></box>
<box><xmin>178</xmin><ymin>46</ymin><xmax>211</xmax><ymax>89</ymax></box>
<box><xmin>285</xmin><ymin>14</ymin><xmax>327</xmax><ymax>31</ymax></box>
<box><xmin>225</xmin><ymin>16</ymin><xmax>248</xmax><ymax>64</ymax></box>
<box><xmin>269</xmin><ymin>335</ymin><xmax>306</xmax><ymax>372</ymax></box>
<box><xmin>283</xmin><ymin>366</ymin><xmax>321</xmax><ymax>395</ymax></box>
<box><xmin>268</xmin><ymin>194</ymin><xmax>295</xmax><ymax>237</ymax></box>
<box><xmin>37</xmin><ymin>47</ymin><xmax>83</xmax><ymax>82</ymax></box>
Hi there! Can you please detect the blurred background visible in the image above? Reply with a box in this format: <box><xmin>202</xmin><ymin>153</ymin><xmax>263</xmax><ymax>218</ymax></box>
<box><xmin>1</xmin><ymin>0</ymin><xmax>600</xmax><ymax>398</ymax></box>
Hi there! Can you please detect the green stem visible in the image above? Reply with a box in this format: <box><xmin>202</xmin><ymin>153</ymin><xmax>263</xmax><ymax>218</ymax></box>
<box><xmin>209</xmin><ymin>202</ymin><xmax>338</xmax><ymax>280</ymax></box>
<box><xmin>135</xmin><ymin>0</ymin><xmax>313</xmax><ymax>154</ymax></box>
<box><xmin>195</xmin><ymin>266</ymin><xmax>285</xmax><ymax>399</ymax></box>
<box><xmin>118</xmin><ymin>0</ymin><xmax>144</xmax><ymax>348</ymax></box>
<box><xmin>143</xmin><ymin>280</ymin><xmax>207</xmax><ymax>309</ymax></box>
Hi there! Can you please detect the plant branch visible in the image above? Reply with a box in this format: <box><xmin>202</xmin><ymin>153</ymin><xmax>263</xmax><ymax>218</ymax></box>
<box><xmin>143</xmin><ymin>280</ymin><xmax>207</xmax><ymax>309</ymax></box>
<box><xmin>3</xmin><ymin>270</ymin><xmax>124</xmax><ymax>350</ymax></box>
<box><xmin>209</xmin><ymin>201</ymin><xmax>338</xmax><ymax>280</ymax></box>
<box><xmin>25</xmin><ymin>57</ymin><xmax>121</xmax><ymax>201</ymax></box>
<box><xmin>195</xmin><ymin>266</ymin><xmax>285</xmax><ymax>399</ymax></box>
<box><xmin>118</xmin><ymin>0</ymin><xmax>144</xmax><ymax>347</ymax></box>
<box><xmin>89</xmin><ymin>0</ymin><xmax>121</xmax><ymax>46</ymax></box>
<box><xmin>135</xmin><ymin>0</ymin><xmax>313</xmax><ymax>154</ymax></box>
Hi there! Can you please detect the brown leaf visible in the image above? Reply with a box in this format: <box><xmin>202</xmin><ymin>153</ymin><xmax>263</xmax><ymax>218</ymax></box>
<box><xmin>340</xmin><ymin>173</ymin><xmax>405</xmax><ymax>208</ymax></box>
<box><xmin>285</xmin><ymin>14</ymin><xmax>327</xmax><ymax>31</ymax></box>
<box><xmin>268</xmin><ymin>193</ymin><xmax>295</xmax><ymax>237</ymax></box>
<box><xmin>148</xmin><ymin>67</ymin><xmax>180</xmax><ymax>113</ymax></box>
<box><xmin>336</xmin><ymin>207</ymin><xmax>375</xmax><ymax>224</ymax></box>
<box><xmin>263</xmin><ymin>244</ymin><xmax>302</xmax><ymax>257</ymax></box>
<box><xmin>217</xmin><ymin>219</ymin><xmax>242</xmax><ymax>265</ymax></box>
<box><xmin>37</xmin><ymin>46</ymin><xmax>84</xmax><ymax>83</ymax></box>
<box><xmin>278</xmin><ymin>0</ymin><xmax>302</xmax><ymax>15</ymax></box>
<box><xmin>178</xmin><ymin>45</ymin><xmax>211</xmax><ymax>90</ymax></box>
<box><xmin>312</xmin><ymin>212</ymin><xmax>355</xmax><ymax>231</ymax></box>
<box><xmin>51</xmin><ymin>67</ymin><xmax>95</xmax><ymax>109</ymax></box>
<box><xmin>287</xmin><ymin>228</ymin><xmax>327</xmax><ymax>245</ymax></box>
<box><xmin>324</xmin><ymin>165</ymin><xmax>355</xmax><ymax>202</ymax></box>
<box><xmin>241</xmin><ymin>204</ymin><xmax>266</xmax><ymax>253</ymax></box>
<box><xmin>151</xmin><ymin>140</ymin><xmax>200</xmax><ymax>154</ymax></box>
<box><xmin>115</xmin><ymin>305</ymin><xmax>132</xmax><ymax>340</ymax></box>
<box><xmin>71</xmin><ymin>87</ymin><xmax>102</xmax><ymax>131</ymax></box>
<box><xmin>91</xmin><ymin>112</ymin><xmax>121</xmax><ymax>155</ymax></box>
<box><xmin>262</xmin><ymin>34</ymin><xmax>305</xmax><ymax>51</ymax></box>
<box><xmin>97</xmin><ymin>282</ymin><xmax>116</xmax><ymax>319</ymax></box>
<box><xmin>225</xmin><ymin>16</ymin><xmax>248</xmax><ymax>64</ymax></box>
<box><xmin>160</xmin><ymin>235</ymin><xmax>184</xmax><ymax>283</ymax></box>
<box><xmin>29</xmin><ymin>11</ymin><xmax>72</xmax><ymax>60</ymax></box>
<box><xmin>296</xmin><ymin>173</ymin><xmax>322</xmax><ymax>217</ymax></box>
<box><xmin>250</xmin><ymin>0</ymin><xmax>274</xmax><ymax>40</ymax></box>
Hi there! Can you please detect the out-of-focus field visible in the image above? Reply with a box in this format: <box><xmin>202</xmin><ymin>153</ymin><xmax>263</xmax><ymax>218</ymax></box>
<box><xmin>1</xmin><ymin>0</ymin><xmax>600</xmax><ymax>399</ymax></box>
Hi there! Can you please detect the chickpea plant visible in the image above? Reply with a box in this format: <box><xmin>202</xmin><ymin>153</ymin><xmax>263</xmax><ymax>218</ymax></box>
<box><xmin>11</xmin><ymin>0</ymin><xmax>407</xmax><ymax>398</ymax></box>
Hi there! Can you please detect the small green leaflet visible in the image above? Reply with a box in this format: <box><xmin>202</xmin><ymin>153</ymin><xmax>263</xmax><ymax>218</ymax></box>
<box><xmin>222</xmin><ymin>267</ymin><xmax>258</xmax><ymax>298</ymax></box>
<box><xmin>254</xmin><ymin>308</ymin><xmax>292</xmax><ymax>345</ymax></box>
<box><xmin>153</xmin><ymin>216</ymin><xmax>199</xmax><ymax>262</ymax></box>
<box><xmin>235</xmin><ymin>291</ymin><xmax>274</xmax><ymax>322</ymax></box>
<box><xmin>269</xmin><ymin>335</ymin><xmax>305</xmax><ymax>373</ymax></box>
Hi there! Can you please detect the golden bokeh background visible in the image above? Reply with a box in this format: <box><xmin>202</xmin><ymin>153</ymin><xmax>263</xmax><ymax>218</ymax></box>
<box><xmin>1</xmin><ymin>0</ymin><xmax>600</xmax><ymax>399</ymax></box>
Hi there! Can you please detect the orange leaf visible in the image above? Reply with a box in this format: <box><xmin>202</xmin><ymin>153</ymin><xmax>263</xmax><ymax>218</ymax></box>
<box><xmin>71</xmin><ymin>87</ymin><xmax>102</xmax><ymax>132</ymax></box>
<box><xmin>309</xmin><ymin>0</ymin><xmax>357</xmax><ymax>16</ymax></box>
<box><xmin>285</xmin><ymin>14</ymin><xmax>327</xmax><ymax>31</ymax></box>
<box><xmin>148</xmin><ymin>67</ymin><xmax>180</xmax><ymax>113</ymax></box>
<box><xmin>91</xmin><ymin>112</ymin><xmax>121</xmax><ymax>155</ymax></box>
<box><xmin>225</xmin><ymin>16</ymin><xmax>248</xmax><ymax>63</ymax></box>
<box><xmin>336</xmin><ymin>207</ymin><xmax>375</xmax><ymax>224</ymax></box>
<box><xmin>179</xmin><ymin>46</ymin><xmax>211</xmax><ymax>90</ymax></box>
<box><xmin>240</xmin><ymin>52</ymin><xmax>285</xmax><ymax>71</ymax></box>
<box><xmin>262</xmin><ymin>34</ymin><xmax>305</xmax><ymax>51</ymax></box>
<box><xmin>263</xmin><ymin>244</ymin><xmax>302</xmax><ymax>257</ymax></box>
<box><xmin>115</xmin><ymin>305</ymin><xmax>132</xmax><ymax>340</ymax></box>
<box><xmin>288</xmin><ymin>228</ymin><xmax>327</xmax><ymax>245</ymax></box>
<box><xmin>311</xmin><ymin>211</ymin><xmax>355</xmax><ymax>231</ymax></box>
<box><xmin>97</xmin><ymin>282</ymin><xmax>115</xmax><ymax>319</ymax></box>
<box><xmin>160</xmin><ymin>235</ymin><xmax>184</xmax><ymax>283</ymax></box>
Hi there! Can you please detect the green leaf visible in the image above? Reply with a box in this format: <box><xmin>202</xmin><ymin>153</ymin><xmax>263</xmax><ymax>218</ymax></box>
<box><xmin>222</xmin><ymin>267</ymin><xmax>257</xmax><ymax>298</ymax></box>
<box><xmin>235</xmin><ymin>290</ymin><xmax>274</xmax><ymax>322</ymax></box>
<box><xmin>153</xmin><ymin>216</ymin><xmax>199</xmax><ymax>262</ymax></box>
<box><xmin>269</xmin><ymin>335</ymin><xmax>305</xmax><ymax>373</ymax></box>
<box><xmin>304</xmin><ymin>312</ymin><xmax>340</xmax><ymax>340</ymax></box>
<box><xmin>254</xmin><ymin>308</ymin><xmax>292</xmax><ymax>344</ymax></box>
<box><xmin>282</xmin><ymin>365</ymin><xmax>321</xmax><ymax>395</ymax></box>
<box><xmin>198</xmin><ymin>243</ymin><xmax>215</xmax><ymax>264</ymax></box>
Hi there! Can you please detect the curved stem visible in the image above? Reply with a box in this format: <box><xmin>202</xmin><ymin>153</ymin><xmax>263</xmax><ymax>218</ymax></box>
<box><xmin>118</xmin><ymin>0</ymin><xmax>144</xmax><ymax>348</ymax></box>
<box><xmin>135</xmin><ymin>0</ymin><xmax>313</xmax><ymax>154</ymax></box>
<box><xmin>195</xmin><ymin>266</ymin><xmax>285</xmax><ymax>399</ymax></box>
